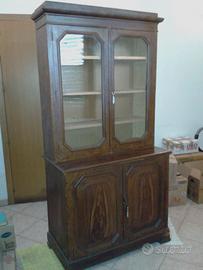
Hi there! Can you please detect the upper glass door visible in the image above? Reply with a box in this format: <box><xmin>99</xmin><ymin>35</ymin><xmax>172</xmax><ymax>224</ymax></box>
<box><xmin>113</xmin><ymin>36</ymin><xmax>148</xmax><ymax>142</ymax></box>
<box><xmin>59</xmin><ymin>33</ymin><xmax>104</xmax><ymax>151</ymax></box>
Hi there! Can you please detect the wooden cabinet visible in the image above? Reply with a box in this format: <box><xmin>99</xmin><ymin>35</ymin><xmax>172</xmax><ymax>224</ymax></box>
<box><xmin>32</xmin><ymin>2</ymin><xmax>170</xmax><ymax>269</ymax></box>
<box><xmin>32</xmin><ymin>2</ymin><xmax>159</xmax><ymax>163</ymax></box>
<box><xmin>46</xmin><ymin>153</ymin><xmax>169</xmax><ymax>269</ymax></box>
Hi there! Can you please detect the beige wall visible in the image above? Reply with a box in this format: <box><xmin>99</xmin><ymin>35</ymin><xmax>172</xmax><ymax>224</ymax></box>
<box><xmin>0</xmin><ymin>0</ymin><xmax>203</xmax><ymax>145</ymax></box>
<box><xmin>0</xmin><ymin>0</ymin><xmax>202</xmax><ymax>200</ymax></box>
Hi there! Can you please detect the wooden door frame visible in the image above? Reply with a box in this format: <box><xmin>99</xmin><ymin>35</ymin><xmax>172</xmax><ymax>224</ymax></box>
<box><xmin>0</xmin><ymin>58</ymin><xmax>14</xmax><ymax>203</ymax></box>
<box><xmin>0</xmin><ymin>14</ymin><xmax>32</xmax><ymax>204</ymax></box>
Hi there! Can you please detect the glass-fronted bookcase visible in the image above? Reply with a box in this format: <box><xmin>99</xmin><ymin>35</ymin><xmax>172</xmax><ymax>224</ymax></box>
<box><xmin>35</xmin><ymin>17</ymin><xmax>157</xmax><ymax>162</ymax></box>
<box><xmin>32</xmin><ymin>2</ymin><xmax>170</xmax><ymax>270</ymax></box>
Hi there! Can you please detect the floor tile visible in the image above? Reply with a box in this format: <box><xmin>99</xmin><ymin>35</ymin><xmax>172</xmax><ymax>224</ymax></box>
<box><xmin>2</xmin><ymin>200</ymin><xmax>203</xmax><ymax>270</ymax></box>
<box><xmin>88</xmin><ymin>264</ymin><xmax>112</xmax><ymax>270</ymax></box>
<box><xmin>167</xmin><ymin>237</ymin><xmax>203</xmax><ymax>267</ymax></box>
<box><xmin>111</xmin><ymin>247</ymin><xmax>165</xmax><ymax>270</ymax></box>
<box><xmin>167</xmin><ymin>218</ymin><xmax>182</xmax><ymax>245</ymax></box>
<box><xmin>169</xmin><ymin>215</ymin><xmax>184</xmax><ymax>232</ymax></box>
<box><xmin>88</xmin><ymin>257</ymin><xmax>115</xmax><ymax>270</ymax></box>
<box><xmin>21</xmin><ymin>201</ymin><xmax>47</xmax><ymax>219</ymax></box>
<box><xmin>184</xmin><ymin>205</ymin><xmax>203</xmax><ymax>226</ymax></box>
<box><xmin>160</xmin><ymin>257</ymin><xmax>203</xmax><ymax>270</ymax></box>
<box><xmin>179</xmin><ymin>222</ymin><xmax>203</xmax><ymax>244</ymax></box>
<box><xmin>189</xmin><ymin>200</ymin><xmax>203</xmax><ymax>209</ymax></box>
<box><xmin>11</xmin><ymin>213</ymin><xmax>38</xmax><ymax>234</ymax></box>
<box><xmin>16</xmin><ymin>235</ymin><xmax>39</xmax><ymax>250</ymax></box>
<box><xmin>168</xmin><ymin>202</ymin><xmax>189</xmax><ymax>221</ymax></box>
<box><xmin>168</xmin><ymin>205</ymin><xmax>189</xmax><ymax>234</ymax></box>
<box><xmin>20</xmin><ymin>220</ymin><xmax>48</xmax><ymax>243</ymax></box>
<box><xmin>43</xmin><ymin>215</ymin><xmax>48</xmax><ymax>222</ymax></box>
<box><xmin>3</xmin><ymin>202</ymin><xmax>32</xmax><ymax>213</ymax></box>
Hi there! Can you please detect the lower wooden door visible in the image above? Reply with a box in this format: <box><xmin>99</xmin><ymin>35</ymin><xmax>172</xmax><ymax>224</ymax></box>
<box><xmin>123</xmin><ymin>155</ymin><xmax>168</xmax><ymax>240</ymax></box>
<box><xmin>66</xmin><ymin>165</ymin><xmax>123</xmax><ymax>260</ymax></box>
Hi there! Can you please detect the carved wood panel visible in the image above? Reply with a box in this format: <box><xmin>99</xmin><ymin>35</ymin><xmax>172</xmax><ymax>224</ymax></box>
<box><xmin>67</xmin><ymin>166</ymin><xmax>122</xmax><ymax>259</ymax></box>
<box><xmin>124</xmin><ymin>159</ymin><xmax>162</xmax><ymax>240</ymax></box>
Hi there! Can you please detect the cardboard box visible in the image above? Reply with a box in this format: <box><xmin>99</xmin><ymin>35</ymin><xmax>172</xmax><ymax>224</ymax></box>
<box><xmin>169</xmin><ymin>154</ymin><xmax>178</xmax><ymax>187</ymax></box>
<box><xmin>178</xmin><ymin>160</ymin><xmax>203</xmax><ymax>180</ymax></box>
<box><xmin>177</xmin><ymin>160</ymin><xmax>203</xmax><ymax>204</ymax></box>
<box><xmin>169</xmin><ymin>175</ymin><xmax>188</xmax><ymax>206</ymax></box>
<box><xmin>188</xmin><ymin>176</ymin><xmax>203</xmax><ymax>204</ymax></box>
<box><xmin>178</xmin><ymin>163</ymin><xmax>191</xmax><ymax>179</ymax></box>
<box><xmin>175</xmin><ymin>152</ymin><xmax>203</xmax><ymax>163</ymax></box>
<box><xmin>163</xmin><ymin>137</ymin><xmax>199</xmax><ymax>155</ymax></box>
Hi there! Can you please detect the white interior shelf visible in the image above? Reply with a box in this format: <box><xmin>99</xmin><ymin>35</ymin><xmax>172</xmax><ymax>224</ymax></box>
<box><xmin>63</xmin><ymin>92</ymin><xmax>101</xmax><ymax>96</ymax></box>
<box><xmin>83</xmin><ymin>56</ymin><xmax>101</xmax><ymax>60</ymax></box>
<box><xmin>114</xmin><ymin>56</ymin><xmax>147</xmax><ymax>60</ymax></box>
<box><xmin>64</xmin><ymin>117</ymin><xmax>145</xmax><ymax>130</ymax></box>
<box><xmin>62</xmin><ymin>55</ymin><xmax>147</xmax><ymax>63</ymax></box>
<box><xmin>115</xmin><ymin>117</ymin><xmax>145</xmax><ymax>125</ymax></box>
<box><xmin>116</xmin><ymin>90</ymin><xmax>145</xmax><ymax>94</ymax></box>
<box><xmin>65</xmin><ymin>119</ymin><xmax>102</xmax><ymax>130</ymax></box>
<box><xmin>63</xmin><ymin>90</ymin><xmax>145</xmax><ymax>96</ymax></box>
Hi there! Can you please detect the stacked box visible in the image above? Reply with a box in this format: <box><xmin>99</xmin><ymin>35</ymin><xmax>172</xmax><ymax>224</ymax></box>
<box><xmin>168</xmin><ymin>155</ymin><xmax>188</xmax><ymax>206</ymax></box>
<box><xmin>188</xmin><ymin>176</ymin><xmax>203</xmax><ymax>204</ymax></box>
<box><xmin>178</xmin><ymin>160</ymin><xmax>203</xmax><ymax>204</ymax></box>
<box><xmin>169</xmin><ymin>175</ymin><xmax>188</xmax><ymax>206</ymax></box>
<box><xmin>169</xmin><ymin>154</ymin><xmax>178</xmax><ymax>188</ymax></box>
<box><xmin>163</xmin><ymin>137</ymin><xmax>198</xmax><ymax>155</ymax></box>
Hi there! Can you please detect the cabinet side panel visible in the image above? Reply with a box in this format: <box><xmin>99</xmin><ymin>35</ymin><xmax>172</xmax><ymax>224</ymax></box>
<box><xmin>148</xmin><ymin>30</ymin><xmax>157</xmax><ymax>146</ymax></box>
<box><xmin>161</xmin><ymin>154</ymin><xmax>169</xmax><ymax>228</ymax></box>
<box><xmin>45</xmin><ymin>161</ymin><xmax>68</xmax><ymax>256</ymax></box>
<box><xmin>35</xmin><ymin>25</ymin><xmax>54</xmax><ymax>160</ymax></box>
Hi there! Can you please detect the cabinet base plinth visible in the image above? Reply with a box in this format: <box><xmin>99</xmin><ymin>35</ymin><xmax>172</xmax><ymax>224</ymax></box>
<box><xmin>48</xmin><ymin>229</ymin><xmax>170</xmax><ymax>270</ymax></box>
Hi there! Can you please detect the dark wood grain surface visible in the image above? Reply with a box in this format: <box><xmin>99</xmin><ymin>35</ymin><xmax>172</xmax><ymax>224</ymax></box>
<box><xmin>32</xmin><ymin>1</ymin><xmax>164</xmax><ymax>23</ymax></box>
<box><xmin>33</xmin><ymin>2</ymin><xmax>169</xmax><ymax>269</ymax></box>
<box><xmin>46</xmin><ymin>151</ymin><xmax>170</xmax><ymax>269</ymax></box>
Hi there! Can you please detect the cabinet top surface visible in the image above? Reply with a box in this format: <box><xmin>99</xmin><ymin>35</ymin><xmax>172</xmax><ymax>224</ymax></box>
<box><xmin>47</xmin><ymin>147</ymin><xmax>170</xmax><ymax>172</ymax></box>
<box><xmin>31</xmin><ymin>1</ymin><xmax>164</xmax><ymax>23</ymax></box>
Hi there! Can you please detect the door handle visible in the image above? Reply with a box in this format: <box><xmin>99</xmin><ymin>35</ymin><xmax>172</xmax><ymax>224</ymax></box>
<box><xmin>123</xmin><ymin>196</ymin><xmax>129</xmax><ymax>219</ymax></box>
<box><xmin>126</xmin><ymin>206</ymin><xmax>129</xmax><ymax>218</ymax></box>
<box><xmin>112</xmin><ymin>91</ymin><xmax>115</xmax><ymax>104</ymax></box>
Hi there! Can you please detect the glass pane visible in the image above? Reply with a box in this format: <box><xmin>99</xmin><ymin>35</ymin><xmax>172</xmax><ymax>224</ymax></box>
<box><xmin>114</xmin><ymin>37</ymin><xmax>148</xmax><ymax>142</ymax></box>
<box><xmin>60</xmin><ymin>34</ymin><xmax>103</xmax><ymax>150</ymax></box>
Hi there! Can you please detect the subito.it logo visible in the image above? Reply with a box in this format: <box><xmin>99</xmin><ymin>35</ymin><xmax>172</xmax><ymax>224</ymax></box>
<box><xmin>142</xmin><ymin>243</ymin><xmax>154</xmax><ymax>255</ymax></box>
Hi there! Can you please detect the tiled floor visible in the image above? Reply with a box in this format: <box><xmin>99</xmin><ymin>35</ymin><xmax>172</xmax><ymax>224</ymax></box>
<box><xmin>1</xmin><ymin>199</ymin><xmax>203</xmax><ymax>269</ymax></box>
